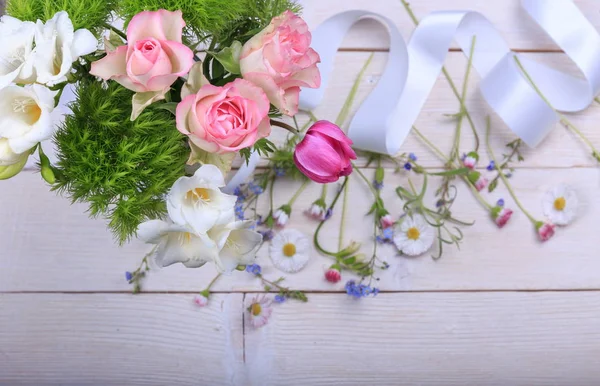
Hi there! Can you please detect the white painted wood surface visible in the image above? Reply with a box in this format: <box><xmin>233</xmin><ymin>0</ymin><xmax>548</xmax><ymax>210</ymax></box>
<box><xmin>2</xmin><ymin>0</ymin><xmax>600</xmax><ymax>384</ymax></box>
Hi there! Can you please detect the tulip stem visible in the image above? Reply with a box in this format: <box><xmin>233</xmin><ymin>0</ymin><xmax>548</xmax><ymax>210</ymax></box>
<box><xmin>271</xmin><ymin>120</ymin><xmax>299</xmax><ymax>134</ymax></box>
<box><xmin>485</xmin><ymin>117</ymin><xmax>537</xmax><ymax>224</ymax></box>
<box><xmin>351</xmin><ymin>162</ymin><xmax>379</xmax><ymax>198</ymax></box>
<box><xmin>101</xmin><ymin>22</ymin><xmax>127</xmax><ymax>41</ymax></box>
<box><xmin>320</xmin><ymin>184</ymin><xmax>328</xmax><ymax>202</ymax></box>
<box><xmin>339</xmin><ymin>177</ymin><xmax>349</xmax><ymax>250</ymax></box>
<box><xmin>288</xmin><ymin>178</ymin><xmax>310</xmax><ymax>207</ymax></box>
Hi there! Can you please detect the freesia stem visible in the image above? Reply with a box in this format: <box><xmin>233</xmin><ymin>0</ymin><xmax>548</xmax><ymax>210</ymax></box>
<box><xmin>513</xmin><ymin>56</ymin><xmax>600</xmax><ymax>159</ymax></box>
<box><xmin>101</xmin><ymin>22</ymin><xmax>127</xmax><ymax>41</ymax></box>
<box><xmin>288</xmin><ymin>178</ymin><xmax>310</xmax><ymax>207</ymax></box>
<box><xmin>485</xmin><ymin>118</ymin><xmax>537</xmax><ymax>224</ymax></box>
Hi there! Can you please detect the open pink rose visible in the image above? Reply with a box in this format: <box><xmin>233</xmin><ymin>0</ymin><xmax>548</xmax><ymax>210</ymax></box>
<box><xmin>90</xmin><ymin>10</ymin><xmax>194</xmax><ymax>93</ymax></box>
<box><xmin>176</xmin><ymin>79</ymin><xmax>271</xmax><ymax>154</ymax></box>
<box><xmin>240</xmin><ymin>11</ymin><xmax>321</xmax><ymax>116</ymax></box>
<box><xmin>294</xmin><ymin>121</ymin><xmax>357</xmax><ymax>183</ymax></box>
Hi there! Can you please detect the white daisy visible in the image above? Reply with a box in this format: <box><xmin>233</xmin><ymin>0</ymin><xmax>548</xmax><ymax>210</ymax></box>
<box><xmin>247</xmin><ymin>295</ymin><xmax>273</xmax><ymax>328</ymax></box>
<box><xmin>393</xmin><ymin>214</ymin><xmax>435</xmax><ymax>256</ymax></box>
<box><xmin>542</xmin><ymin>184</ymin><xmax>578</xmax><ymax>225</ymax></box>
<box><xmin>269</xmin><ymin>229</ymin><xmax>311</xmax><ymax>273</ymax></box>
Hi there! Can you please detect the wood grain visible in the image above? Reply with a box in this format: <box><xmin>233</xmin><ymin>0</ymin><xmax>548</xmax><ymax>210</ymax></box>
<box><xmin>245</xmin><ymin>292</ymin><xmax>600</xmax><ymax>386</ymax></box>
<box><xmin>0</xmin><ymin>294</ymin><xmax>245</xmax><ymax>386</ymax></box>
<box><xmin>2</xmin><ymin>167</ymin><xmax>597</xmax><ymax>292</ymax></box>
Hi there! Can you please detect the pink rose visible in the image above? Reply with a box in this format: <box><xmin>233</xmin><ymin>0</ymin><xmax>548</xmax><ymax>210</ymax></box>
<box><xmin>240</xmin><ymin>11</ymin><xmax>321</xmax><ymax>116</ymax></box>
<box><xmin>294</xmin><ymin>121</ymin><xmax>357</xmax><ymax>183</ymax></box>
<box><xmin>90</xmin><ymin>10</ymin><xmax>194</xmax><ymax>93</ymax></box>
<box><xmin>176</xmin><ymin>79</ymin><xmax>271</xmax><ymax>154</ymax></box>
<box><xmin>537</xmin><ymin>222</ymin><xmax>556</xmax><ymax>242</ymax></box>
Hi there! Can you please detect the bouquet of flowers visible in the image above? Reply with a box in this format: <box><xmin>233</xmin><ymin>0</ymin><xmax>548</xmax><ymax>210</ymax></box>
<box><xmin>0</xmin><ymin>0</ymin><xmax>358</xmax><ymax>277</ymax></box>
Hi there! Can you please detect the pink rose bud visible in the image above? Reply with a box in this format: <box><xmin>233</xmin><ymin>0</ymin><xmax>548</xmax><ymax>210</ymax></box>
<box><xmin>294</xmin><ymin>121</ymin><xmax>357</xmax><ymax>183</ymax></box>
<box><xmin>240</xmin><ymin>11</ymin><xmax>321</xmax><ymax>116</ymax></box>
<box><xmin>493</xmin><ymin>208</ymin><xmax>513</xmax><ymax>228</ymax></box>
<box><xmin>380</xmin><ymin>214</ymin><xmax>394</xmax><ymax>229</ymax></box>
<box><xmin>91</xmin><ymin>10</ymin><xmax>194</xmax><ymax>93</ymax></box>
<box><xmin>536</xmin><ymin>222</ymin><xmax>556</xmax><ymax>242</ymax></box>
<box><xmin>325</xmin><ymin>268</ymin><xmax>341</xmax><ymax>283</ymax></box>
<box><xmin>176</xmin><ymin>79</ymin><xmax>271</xmax><ymax>153</ymax></box>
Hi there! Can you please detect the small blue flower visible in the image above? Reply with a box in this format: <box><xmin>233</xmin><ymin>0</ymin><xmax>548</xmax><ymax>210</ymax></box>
<box><xmin>258</xmin><ymin>229</ymin><xmax>275</xmax><ymax>241</ymax></box>
<box><xmin>382</xmin><ymin>261</ymin><xmax>390</xmax><ymax>270</ymax></box>
<box><xmin>497</xmin><ymin>198</ymin><xmax>505</xmax><ymax>207</ymax></box>
<box><xmin>409</xmin><ymin>153</ymin><xmax>417</xmax><ymax>162</ymax></box>
<box><xmin>233</xmin><ymin>186</ymin><xmax>245</xmax><ymax>199</ymax></box>
<box><xmin>245</xmin><ymin>264</ymin><xmax>262</xmax><ymax>276</ymax></box>
<box><xmin>436</xmin><ymin>199</ymin><xmax>445</xmax><ymax>208</ymax></box>
<box><xmin>382</xmin><ymin>228</ymin><xmax>393</xmax><ymax>240</ymax></box>
<box><xmin>373</xmin><ymin>180</ymin><xmax>384</xmax><ymax>190</ymax></box>
<box><xmin>403</xmin><ymin>163</ymin><xmax>412</xmax><ymax>171</ymax></box>
<box><xmin>274</xmin><ymin>295</ymin><xmax>286</xmax><ymax>303</ymax></box>
<box><xmin>248</xmin><ymin>182</ymin><xmax>264</xmax><ymax>195</ymax></box>
<box><xmin>125</xmin><ymin>271</ymin><xmax>133</xmax><ymax>282</ymax></box>
<box><xmin>235</xmin><ymin>203</ymin><xmax>245</xmax><ymax>220</ymax></box>
<box><xmin>487</xmin><ymin>160</ymin><xmax>496</xmax><ymax>171</ymax></box>
<box><xmin>324</xmin><ymin>208</ymin><xmax>333</xmax><ymax>220</ymax></box>
<box><xmin>345</xmin><ymin>280</ymin><xmax>379</xmax><ymax>298</ymax></box>
<box><xmin>275</xmin><ymin>167</ymin><xmax>286</xmax><ymax>177</ymax></box>
<box><xmin>504</xmin><ymin>172</ymin><xmax>512</xmax><ymax>178</ymax></box>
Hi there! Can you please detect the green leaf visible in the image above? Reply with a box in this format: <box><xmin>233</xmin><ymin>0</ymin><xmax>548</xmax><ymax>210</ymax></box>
<box><xmin>343</xmin><ymin>256</ymin><xmax>356</xmax><ymax>265</ymax></box>
<box><xmin>39</xmin><ymin>146</ymin><xmax>55</xmax><ymax>184</ymax></box>
<box><xmin>187</xmin><ymin>142</ymin><xmax>235</xmax><ymax>175</ymax></box>
<box><xmin>429</xmin><ymin>167</ymin><xmax>471</xmax><ymax>177</ymax></box>
<box><xmin>213</xmin><ymin>41</ymin><xmax>242</xmax><ymax>74</ymax></box>
<box><xmin>488</xmin><ymin>178</ymin><xmax>498</xmax><ymax>192</ymax></box>
<box><xmin>156</xmin><ymin>102</ymin><xmax>179</xmax><ymax>115</ymax></box>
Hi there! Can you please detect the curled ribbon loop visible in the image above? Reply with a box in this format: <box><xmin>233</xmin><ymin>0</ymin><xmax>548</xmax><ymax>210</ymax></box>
<box><xmin>299</xmin><ymin>0</ymin><xmax>600</xmax><ymax>155</ymax></box>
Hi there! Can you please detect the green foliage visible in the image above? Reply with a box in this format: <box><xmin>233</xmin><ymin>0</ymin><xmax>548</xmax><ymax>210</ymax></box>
<box><xmin>53</xmin><ymin>80</ymin><xmax>188</xmax><ymax>244</ymax></box>
<box><xmin>240</xmin><ymin>138</ymin><xmax>277</xmax><ymax>165</ymax></box>
<box><xmin>6</xmin><ymin>0</ymin><xmax>117</xmax><ymax>32</ymax></box>
<box><xmin>215</xmin><ymin>0</ymin><xmax>302</xmax><ymax>47</ymax></box>
<box><xmin>117</xmin><ymin>0</ymin><xmax>249</xmax><ymax>39</ymax></box>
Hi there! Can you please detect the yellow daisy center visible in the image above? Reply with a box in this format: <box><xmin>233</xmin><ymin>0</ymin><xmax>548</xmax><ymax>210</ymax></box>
<box><xmin>283</xmin><ymin>243</ymin><xmax>296</xmax><ymax>257</ymax></box>
<box><xmin>186</xmin><ymin>187</ymin><xmax>211</xmax><ymax>202</ymax></box>
<box><xmin>407</xmin><ymin>227</ymin><xmax>420</xmax><ymax>241</ymax></box>
<box><xmin>251</xmin><ymin>303</ymin><xmax>262</xmax><ymax>316</ymax></box>
<box><xmin>554</xmin><ymin>197</ymin><xmax>566</xmax><ymax>211</ymax></box>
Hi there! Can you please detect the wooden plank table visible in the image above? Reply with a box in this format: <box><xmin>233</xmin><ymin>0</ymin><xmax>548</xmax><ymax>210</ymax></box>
<box><xmin>2</xmin><ymin>1</ymin><xmax>600</xmax><ymax>384</ymax></box>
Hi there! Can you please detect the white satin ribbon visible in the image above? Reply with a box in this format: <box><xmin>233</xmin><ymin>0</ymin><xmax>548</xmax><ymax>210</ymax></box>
<box><xmin>299</xmin><ymin>0</ymin><xmax>600</xmax><ymax>155</ymax></box>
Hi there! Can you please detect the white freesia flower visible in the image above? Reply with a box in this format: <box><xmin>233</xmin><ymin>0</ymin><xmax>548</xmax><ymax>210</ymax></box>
<box><xmin>0</xmin><ymin>15</ymin><xmax>36</xmax><ymax>89</ymax></box>
<box><xmin>34</xmin><ymin>11</ymin><xmax>97</xmax><ymax>86</ymax></box>
<box><xmin>393</xmin><ymin>214</ymin><xmax>435</xmax><ymax>256</ymax></box>
<box><xmin>542</xmin><ymin>184</ymin><xmax>578</xmax><ymax>226</ymax></box>
<box><xmin>269</xmin><ymin>229</ymin><xmax>311</xmax><ymax>273</ymax></box>
<box><xmin>0</xmin><ymin>84</ymin><xmax>56</xmax><ymax>154</ymax></box>
<box><xmin>0</xmin><ymin>138</ymin><xmax>28</xmax><ymax>166</ymax></box>
<box><xmin>138</xmin><ymin>218</ymin><xmax>262</xmax><ymax>273</ymax></box>
<box><xmin>167</xmin><ymin>164</ymin><xmax>237</xmax><ymax>234</ymax></box>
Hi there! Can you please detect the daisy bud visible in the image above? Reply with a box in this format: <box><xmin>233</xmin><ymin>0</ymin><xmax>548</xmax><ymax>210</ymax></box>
<box><xmin>273</xmin><ymin>205</ymin><xmax>291</xmax><ymax>227</ymax></box>
<box><xmin>193</xmin><ymin>294</ymin><xmax>209</xmax><ymax>307</ymax></box>
<box><xmin>325</xmin><ymin>267</ymin><xmax>341</xmax><ymax>283</ymax></box>
<box><xmin>462</xmin><ymin>151</ymin><xmax>479</xmax><ymax>169</ymax></box>
<box><xmin>468</xmin><ymin>171</ymin><xmax>488</xmax><ymax>192</ymax></box>
<box><xmin>306</xmin><ymin>199</ymin><xmax>327</xmax><ymax>221</ymax></box>
<box><xmin>536</xmin><ymin>221</ymin><xmax>556</xmax><ymax>242</ymax></box>
<box><xmin>380</xmin><ymin>214</ymin><xmax>394</xmax><ymax>229</ymax></box>
<box><xmin>491</xmin><ymin>207</ymin><xmax>513</xmax><ymax>228</ymax></box>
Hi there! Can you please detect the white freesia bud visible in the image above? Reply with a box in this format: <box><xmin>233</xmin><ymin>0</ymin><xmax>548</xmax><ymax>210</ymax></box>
<box><xmin>0</xmin><ymin>138</ymin><xmax>30</xmax><ymax>180</ymax></box>
<box><xmin>0</xmin><ymin>16</ymin><xmax>36</xmax><ymax>89</ymax></box>
<box><xmin>0</xmin><ymin>84</ymin><xmax>56</xmax><ymax>155</ymax></box>
<box><xmin>34</xmin><ymin>11</ymin><xmax>97</xmax><ymax>86</ymax></box>
<box><xmin>167</xmin><ymin>164</ymin><xmax>237</xmax><ymax>234</ymax></box>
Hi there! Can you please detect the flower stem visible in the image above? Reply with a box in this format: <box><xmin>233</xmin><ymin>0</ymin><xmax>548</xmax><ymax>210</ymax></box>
<box><xmin>339</xmin><ymin>177</ymin><xmax>349</xmax><ymax>250</ymax></box>
<box><xmin>485</xmin><ymin>117</ymin><xmax>537</xmax><ymax>224</ymax></box>
<box><xmin>287</xmin><ymin>178</ymin><xmax>310</xmax><ymax>207</ymax></box>
<box><xmin>101</xmin><ymin>22</ymin><xmax>127</xmax><ymax>41</ymax></box>
<box><xmin>314</xmin><ymin>177</ymin><xmax>349</xmax><ymax>257</ymax></box>
<box><xmin>320</xmin><ymin>184</ymin><xmax>328</xmax><ymax>201</ymax></box>
<box><xmin>513</xmin><ymin>56</ymin><xmax>600</xmax><ymax>160</ymax></box>
<box><xmin>201</xmin><ymin>273</ymin><xmax>222</xmax><ymax>294</ymax></box>
<box><xmin>336</xmin><ymin>53</ymin><xmax>374</xmax><ymax>127</ymax></box>
<box><xmin>413</xmin><ymin>127</ymin><xmax>493</xmax><ymax>210</ymax></box>
<box><xmin>271</xmin><ymin>120</ymin><xmax>299</xmax><ymax>134</ymax></box>
<box><xmin>351</xmin><ymin>162</ymin><xmax>379</xmax><ymax>197</ymax></box>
